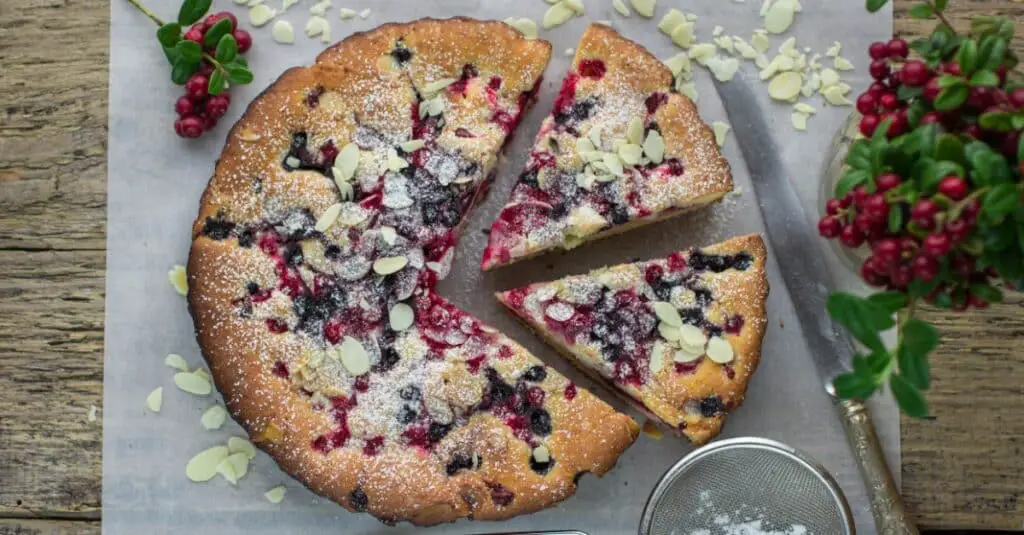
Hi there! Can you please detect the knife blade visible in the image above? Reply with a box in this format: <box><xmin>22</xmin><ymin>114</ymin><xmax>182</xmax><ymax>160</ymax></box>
<box><xmin>711</xmin><ymin>76</ymin><xmax>857</xmax><ymax>394</ymax></box>
<box><xmin>712</xmin><ymin>75</ymin><xmax>920</xmax><ymax>535</ymax></box>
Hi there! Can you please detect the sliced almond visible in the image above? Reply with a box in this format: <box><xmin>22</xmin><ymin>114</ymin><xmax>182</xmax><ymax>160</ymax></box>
<box><xmin>389</xmin><ymin>302</ymin><xmax>415</xmax><ymax>331</ymax></box>
<box><xmin>228</xmin><ymin>436</ymin><xmax>257</xmax><ymax>460</ymax></box>
<box><xmin>678</xmin><ymin>81</ymin><xmax>698</xmax><ymax>101</ymax></box>
<box><xmin>629</xmin><ymin>0</ymin><xmax>655</xmax><ymax>18</ymax></box>
<box><xmin>399</xmin><ymin>139</ymin><xmax>425</xmax><ymax>153</ymax></box>
<box><xmin>706</xmin><ymin>336</ymin><xmax>735</xmax><ymax>363</ymax></box>
<box><xmin>192</xmin><ymin>368</ymin><xmax>211</xmax><ymax>382</ymax></box>
<box><xmin>707</xmin><ymin>56</ymin><xmax>740</xmax><ymax>82</ymax></box>
<box><xmin>217</xmin><ymin>452</ymin><xmax>250</xmax><ymax>485</ymax></box>
<box><xmin>271</xmin><ymin>20</ymin><xmax>294</xmax><ymax>43</ymax></box>
<box><xmin>764</xmin><ymin>2</ymin><xmax>795</xmax><ymax>34</ymax></box>
<box><xmin>794</xmin><ymin>102</ymin><xmax>816</xmax><ymax>114</ymax></box>
<box><xmin>373</xmin><ymin>255</ymin><xmax>408</xmax><ymax>275</ymax></box>
<box><xmin>822</xmin><ymin>85</ymin><xmax>852</xmax><ymax>106</ymax></box>
<box><xmin>833</xmin><ymin>56</ymin><xmax>854</xmax><ymax>71</ymax></box>
<box><xmin>338</xmin><ymin>7</ymin><xmax>356</xmax><ymax>19</ymax></box>
<box><xmin>626</xmin><ymin>118</ymin><xmax>645</xmax><ymax>145</ymax></box>
<box><xmin>380</xmin><ymin>226</ymin><xmax>398</xmax><ymax>245</ymax></box>
<box><xmin>713</xmin><ymin>35</ymin><xmax>735</xmax><ymax>55</ymax></box>
<box><xmin>165</xmin><ymin>353</ymin><xmax>189</xmax><ymax>372</ymax></box>
<box><xmin>767</xmin><ymin>72</ymin><xmax>803</xmax><ymax>102</ymax></box>
<box><xmin>643</xmin><ymin>130</ymin><xmax>665</xmax><ymax>164</ymax></box>
<box><xmin>657</xmin><ymin>8</ymin><xmax>685</xmax><ymax>34</ymax></box>
<box><xmin>532</xmin><ymin>444</ymin><xmax>551</xmax><ymax>463</ymax></box>
<box><xmin>712</xmin><ymin>121</ymin><xmax>731</xmax><ymax>148</ymax></box>
<box><xmin>825</xmin><ymin>41</ymin><xmax>841</xmax><ymax>57</ymax></box>
<box><xmin>307</xmin><ymin>0</ymin><xmax>327</xmax><ymax>15</ymax></box>
<box><xmin>265</xmin><ymin>485</ymin><xmax>287</xmax><ymax>503</ymax></box>
<box><xmin>674</xmin><ymin>347</ymin><xmax>703</xmax><ymax>363</ymax></box>
<box><xmin>566</xmin><ymin>0</ymin><xmax>585</xmax><ymax>14</ymax></box>
<box><xmin>733</xmin><ymin>37</ymin><xmax>758</xmax><ymax>59</ymax></box>
<box><xmin>174</xmin><ymin>371</ymin><xmax>212</xmax><ymax>396</ymax></box>
<box><xmin>819</xmin><ymin>68</ymin><xmax>840</xmax><ymax>87</ymax></box>
<box><xmin>688</xmin><ymin>43</ymin><xmax>716</xmax><ymax>65</ymax></box>
<box><xmin>613</xmin><ymin>0</ymin><xmax>631</xmax><ymax>16</ymax></box>
<box><xmin>618</xmin><ymin>144</ymin><xmax>643</xmax><ymax>166</ymax></box>
<box><xmin>200</xmin><ymin>405</ymin><xmax>228</xmax><ymax>430</ymax></box>
<box><xmin>340</xmin><ymin>336</ymin><xmax>370</xmax><ymax>375</ymax></box>
<box><xmin>658</xmin><ymin>322</ymin><xmax>681</xmax><ymax>341</ymax></box>
<box><xmin>663</xmin><ymin>52</ymin><xmax>690</xmax><ymax>77</ymax></box>
<box><xmin>670</xmin><ymin>23</ymin><xmax>695</xmax><ymax>49</ymax></box>
<box><xmin>791</xmin><ymin>111</ymin><xmax>809</xmax><ymax>131</ymax></box>
<box><xmin>315</xmin><ymin>203</ymin><xmax>343</xmax><ymax>232</ymax></box>
<box><xmin>304</xmin><ymin>15</ymin><xmax>329</xmax><ymax>38</ymax></box>
<box><xmin>423</xmin><ymin>77</ymin><xmax>457</xmax><ymax>97</ymax></box>
<box><xmin>386</xmin><ymin>147</ymin><xmax>408</xmax><ymax>172</ymax></box>
<box><xmin>168</xmin><ymin>265</ymin><xmax>188</xmax><ymax>296</ymax></box>
<box><xmin>599</xmin><ymin>152</ymin><xmax>622</xmax><ymax>177</ymax></box>
<box><xmin>358</xmin><ymin>7</ymin><xmax>370</xmax><ymax>18</ymax></box>
<box><xmin>649</xmin><ymin>342</ymin><xmax>667</xmax><ymax>373</ymax></box>
<box><xmin>575</xmin><ymin>137</ymin><xmax>595</xmax><ymax>154</ymax></box>
<box><xmin>146</xmin><ymin>387</ymin><xmax>163</xmax><ymax>412</ymax></box>
<box><xmin>751</xmin><ymin>30</ymin><xmax>770</xmax><ymax>53</ymax></box>
<box><xmin>507</xmin><ymin>17</ymin><xmax>538</xmax><ymax>39</ymax></box>
<box><xmin>678</xmin><ymin>324</ymin><xmax>708</xmax><ymax>352</ymax></box>
<box><xmin>186</xmin><ymin>446</ymin><xmax>230</xmax><ymax>482</ymax></box>
<box><xmin>542</xmin><ymin>2</ymin><xmax>576</xmax><ymax>29</ymax></box>
<box><xmin>652</xmin><ymin>301</ymin><xmax>682</xmax><ymax>327</ymax></box>
<box><xmin>249</xmin><ymin>4</ymin><xmax>276</xmax><ymax>26</ymax></box>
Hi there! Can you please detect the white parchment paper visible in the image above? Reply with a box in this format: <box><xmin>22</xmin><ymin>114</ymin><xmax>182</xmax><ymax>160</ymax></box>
<box><xmin>104</xmin><ymin>1</ymin><xmax>896</xmax><ymax>533</ymax></box>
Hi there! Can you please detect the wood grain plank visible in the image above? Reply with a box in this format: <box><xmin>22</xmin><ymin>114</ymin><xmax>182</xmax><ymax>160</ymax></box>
<box><xmin>0</xmin><ymin>520</ymin><xmax>99</xmax><ymax>535</ymax></box>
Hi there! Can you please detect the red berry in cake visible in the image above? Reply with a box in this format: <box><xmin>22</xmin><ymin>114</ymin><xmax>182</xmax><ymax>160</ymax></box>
<box><xmin>185</xmin><ymin>74</ymin><xmax>210</xmax><ymax>101</ymax></box>
<box><xmin>922</xmin><ymin>232</ymin><xmax>952</xmax><ymax>257</ymax></box>
<box><xmin>578</xmin><ymin>58</ymin><xmax>606</xmax><ymax>80</ymax></box>
<box><xmin>869</xmin><ymin>59</ymin><xmax>891</xmax><ymax>81</ymax></box>
<box><xmin>937</xmin><ymin>176</ymin><xmax>968</xmax><ymax>201</ymax></box>
<box><xmin>887</xmin><ymin>38</ymin><xmax>909</xmax><ymax>58</ymax></box>
<box><xmin>868</xmin><ymin>41</ymin><xmax>889</xmax><ymax>59</ymax></box>
<box><xmin>818</xmin><ymin>215</ymin><xmax>842</xmax><ymax>238</ymax></box>
<box><xmin>175</xmin><ymin>95</ymin><xmax>196</xmax><ymax>117</ymax></box>
<box><xmin>234</xmin><ymin>29</ymin><xmax>253</xmax><ymax>53</ymax></box>
<box><xmin>875</xmin><ymin>173</ymin><xmax>901</xmax><ymax>193</ymax></box>
<box><xmin>175</xmin><ymin>115</ymin><xmax>204</xmax><ymax>138</ymax></box>
<box><xmin>839</xmin><ymin>225</ymin><xmax>865</xmax><ymax>248</ymax></box>
<box><xmin>900</xmin><ymin>60</ymin><xmax>930</xmax><ymax>86</ymax></box>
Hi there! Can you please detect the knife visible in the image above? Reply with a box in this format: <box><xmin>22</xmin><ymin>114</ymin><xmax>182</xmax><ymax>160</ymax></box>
<box><xmin>713</xmin><ymin>75</ymin><xmax>920</xmax><ymax>535</ymax></box>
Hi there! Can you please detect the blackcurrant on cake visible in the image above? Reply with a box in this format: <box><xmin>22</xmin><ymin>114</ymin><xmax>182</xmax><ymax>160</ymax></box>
<box><xmin>496</xmin><ymin>234</ymin><xmax>768</xmax><ymax>445</ymax></box>
<box><xmin>481</xmin><ymin>24</ymin><xmax>734</xmax><ymax>271</ymax></box>
<box><xmin>186</xmin><ymin>19</ymin><xmax>638</xmax><ymax>526</ymax></box>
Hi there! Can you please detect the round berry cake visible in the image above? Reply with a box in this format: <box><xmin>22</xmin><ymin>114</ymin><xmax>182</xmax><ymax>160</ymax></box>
<box><xmin>497</xmin><ymin>234</ymin><xmax>768</xmax><ymax>445</ymax></box>
<box><xmin>482</xmin><ymin>24</ymin><xmax>734</xmax><ymax>271</ymax></box>
<box><xmin>187</xmin><ymin>19</ymin><xmax>638</xmax><ymax>526</ymax></box>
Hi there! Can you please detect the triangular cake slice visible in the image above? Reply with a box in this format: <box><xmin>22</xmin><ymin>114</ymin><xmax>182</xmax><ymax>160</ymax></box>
<box><xmin>497</xmin><ymin>234</ymin><xmax>768</xmax><ymax>444</ymax></box>
<box><xmin>481</xmin><ymin>24</ymin><xmax>733</xmax><ymax>270</ymax></box>
<box><xmin>188</xmin><ymin>19</ymin><xmax>637</xmax><ymax>526</ymax></box>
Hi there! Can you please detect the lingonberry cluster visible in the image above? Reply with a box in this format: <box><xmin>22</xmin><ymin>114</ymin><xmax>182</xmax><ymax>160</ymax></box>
<box><xmin>824</xmin><ymin>0</ymin><xmax>1023</xmax><ymax>417</ymax></box>
<box><xmin>126</xmin><ymin>0</ymin><xmax>255</xmax><ymax>139</ymax></box>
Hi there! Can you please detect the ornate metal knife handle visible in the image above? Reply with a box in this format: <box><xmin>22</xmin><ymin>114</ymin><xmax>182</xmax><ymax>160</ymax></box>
<box><xmin>838</xmin><ymin>399</ymin><xmax>920</xmax><ymax>535</ymax></box>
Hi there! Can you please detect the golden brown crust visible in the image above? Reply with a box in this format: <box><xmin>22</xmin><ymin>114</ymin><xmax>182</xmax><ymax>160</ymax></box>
<box><xmin>481</xmin><ymin>24</ymin><xmax>733</xmax><ymax>270</ymax></box>
<box><xmin>188</xmin><ymin>18</ymin><xmax>638</xmax><ymax>526</ymax></box>
<box><xmin>496</xmin><ymin>234</ymin><xmax>768</xmax><ymax>445</ymax></box>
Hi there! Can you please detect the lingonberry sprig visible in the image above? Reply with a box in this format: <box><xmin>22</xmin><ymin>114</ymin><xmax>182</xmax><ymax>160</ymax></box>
<box><xmin>822</xmin><ymin>0</ymin><xmax>1023</xmax><ymax>417</ymax></box>
<box><xmin>125</xmin><ymin>0</ymin><xmax>255</xmax><ymax>138</ymax></box>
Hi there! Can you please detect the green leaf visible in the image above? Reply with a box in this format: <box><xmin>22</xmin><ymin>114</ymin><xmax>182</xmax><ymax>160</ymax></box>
<box><xmin>934</xmin><ymin>0</ymin><xmax>948</xmax><ymax>10</ymax></box>
<box><xmin>957</xmin><ymin>40</ymin><xmax>978</xmax><ymax>73</ymax></box>
<box><xmin>969</xmin><ymin>70</ymin><xmax>1000</xmax><ymax>87</ymax></box>
<box><xmin>178</xmin><ymin>0</ymin><xmax>212</xmax><ymax>26</ymax></box>
<box><xmin>983</xmin><ymin>183</ymin><xmax>1019</xmax><ymax>221</ymax></box>
<box><xmin>203</xmin><ymin>18</ymin><xmax>233</xmax><ymax>47</ymax></box>
<box><xmin>981</xmin><ymin>37</ymin><xmax>1007</xmax><ymax>70</ymax></box>
<box><xmin>933</xmin><ymin>134</ymin><xmax>964</xmax><ymax>162</ymax></box>
<box><xmin>913</xmin><ymin>158</ymin><xmax>940</xmax><ymax>192</ymax></box>
<box><xmin>157</xmin><ymin>22</ymin><xmax>182</xmax><ymax>48</ymax></box>
<box><xmin>1017</xmin><ymin>130</ymin><xmax>1024</xmax><ymax>162</ymax></box>
<box><xmin>898</xmin><ymin>318</ymin><xmax>937</xmax><ymax>390</ymax></box>
<box><xmin>162</xmin><ymin>45</ymin><xmax>180</xmax><ymax>66</ymax></box>
<box><xmin>897</xmin><ymin>85</ymin><xmax>924</xmax><ymax>100</ymax></box>
<box><xmin>826</xmin><ymin>292</ymin><xmax>895</xmax><ymax>354</ymax></box>
<box><xmin>933</xmin><ymin>160</ymin><xmax>965</xmax><ymax>181</ymax></box>
<box><xmin>175</xmin><ymin>40</ymin><xmax>202</xmax><ymax>63</ymax></box>
<box><xmin>907</xmin><ymin>100</ymin><xmax>926</xmax><ymax>127</ymax></box>
<box><xmin>890</xmin><ymin>374</ymin><xmax>929</xmax><ymax>417</ymax></box>
<box><xmin>215</xmin><ymin>34</ymin><xmax>238</xmax><ymax>63</ymax></box>
<box><xmin>835</xmin><ymin>169</ymin><xmax>870</xmax><ymax>198</ymax></box>
<box><xmin>936</xmin><ymin>74</ymin><xmax>961</xmax><ymax>88</ymax></box>
<box><xmin>226</xmin><ymin>65</ymin><xmax>254</xmax><ymax>85</ymax></box>
<box><xmin>888</xmin><ymin>204</ymin><xmax>903</xmax><ymax>233</ymax></box>
<box><xmin>868</xmin><ymin>291</ymin><xmax>908</xmax><ymax>313</ymax></box>
<box><xmin>1012</xmin><ymin>114</ymin><xmax>1024</xmax><ymax>130</ymax></box>
<box><xmin>979</xmin><ymin>111</ymin><xmax>1013</xmax><ymax>131</ymax></box>
<box><xmin>208</xmin><ymin>70</ymin><xmax>226</xmax><ymax>96</ymax></box>
<box><xmin>909</xmin><ymin>3</ymin><xmax>934</xmax><ymax>18</ymax></box>
<box><xmin>833</xmin><ymin>372</ymin><xmax>878</xmax><ymax>400</ymax></box>
<box><xmin>984</xmin><ymin>219</ymin><xmax>1016</xmax><ymax>251</ymax></box>
<box><xmin>866</xmin><ymin>0</ymin><xmax>889</xmax><ymax>13</ymax></box>
<box><xmin>846</xmin><ymin>140</ymin><xmax>872</xmax><ymax>170</ymax></box>
<box><xmin>908</xmin><ymin>278</ymin><xmax>941</xmax><ymax>300</ymax></box>
<box><xmin>934</xmin><ymin>84</ymin><xmax>968</xmax><ymax>111</ymax></box>
<box><xmin>969</xmin><ymin>282</ymin><xmax>1004</xmax><ymax>303</ymax></box>
<box><xmin>171</xmin><ymin>57</ymin><xmax>197</xmax><ymax>85</ymax></box>
<box><xmin>872</xmin><ymin>117</ymin><xmax>894</xmax><ymax>144</ymax></box>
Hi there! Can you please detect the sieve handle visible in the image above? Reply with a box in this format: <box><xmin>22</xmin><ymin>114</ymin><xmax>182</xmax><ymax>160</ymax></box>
<box><xmin>838</xmin><ymin>399</ymin><xmax>920</xmax><ymax>535</ymax></box>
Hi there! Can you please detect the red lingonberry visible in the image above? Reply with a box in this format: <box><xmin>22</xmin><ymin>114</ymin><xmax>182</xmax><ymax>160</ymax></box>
<box><xmin>967</xmin><ymin>86</ymin><xmax>992</xmax><ymax>109</ymax></box>
<box><xmin>889</xmin><ymin>264</ymin><xmax>913</xmax><ymax>288</ymax></box>
<box><xmin>204</xmin><ymin>11</ymin><xmax>238</xmax><ymax>31</ymax></box>
<box><xmin>942</xmin><ymin>62</ymin><xmax>962</xmax><ymax>76</ymax></box>
<box><xmin>952</xmin><ymin>253</ymin><xmax>976</xmax><ymax>276</ymax></box>
<box><xmin>184</xmin><ymin>27</ymin><xmax>204</xmax><ymax>43</ymax></box>
<box><xmin>996</xmin><ymin>66</ymin><xmax>1009</xmax><ymax>84</ymax></box>
<box><xmin>839</xmin><ymin>193</ymin><xmax>853</xmax><ymax>209</ymax></box>
<box><xmin>886</xmin><ymin>71</ymin><xmax>902</xmax><ymax>88</ymax></box>
<box><xmin>185</xmin><ymin>74</ymin><xmax>210</xmax><ymax>101</ymax></box>
<box><xmin>923</xmin><ymin>77</ymin><xmax>942</xmax><ymax>102</ymax></box>
<box><xmin>201</xmin><ymin>113</ymin><xmax>219</xmax><ymax>131</ymax></box>
<box><xmin>854</xmin><ymin>213</ymin><xmax>877</xmax><ymax>235</ymax></box>
<box><xmin>1009</xmin><ymin>88</ymin><xmax>1024</xmax><ymax>109</ymax></box>
<box><xmin>205</xmin><ymin>95</ymin><xmax>231</xmax><ymax>119</ymax></box>
<box><xmin>945</xmin><ymin>218</ymin><xmax>972</xmax><ymax>243</ymax></box>
<box><xmin>856</xmin><ymin>92</ymin><xmax>878</xmax><ymax>115</ymax></box>
<box><xmin>233</xmin><ymin>29</ymin><xmax>253</xmax><ymax>53</ymax></box>
<box><xmin>885</xmin><ymin>112</ymin><xmax>908</xmax><ymax>137</ymax></box>
<box><xmin>923</xmin><ymin>232</ymin><xmax>952</xmax><ymax>257</ymax></box>
<box><xmin>876</xmin><ymin>173</ymin><xmax>901</xmax><ymax>193</ymax></box>
<box><xmin>961</xmin><ymin>198</ymin><xmax>980</xmax><ymax>219</ymax></box>
<box><xmin>901</xmin><ymin>60</ymin><xmax>930</xmax><ymax>86</ymax></box>
<box><xmin>864</xmin><ymin>255</ymin><xmax>890</xmax><ymax>276</ymax></box>
<box><xmin>901</xmin><ymin>236</ymin><xmax>919</xmax><ymax>256</ymax></box>
<box><xmin>1001</xmin><ymin>130</ymin><xmax>1020</xmax><ymax>159</ymax></box>
<box><xmin>863</xmin><ymin>194</ymin><xmax>889</xmax><ymax>220</ymax></box>
<box><xmin>859</xmin><ymin>114</ymin><xmax>880</xmax><ymax>137</ymax></box>
<box><xmin>952</xmin><ymin>294</ymin><xmax>970</xmax><ymax>312</ymax></box>
<box><xmin>937</xmin><ymin>176</ymin><xmax>968</xmax><ymax>201</ymax></box>
<box><xmin>825</xmin><ymin>198</ymin><xmax>843</xmax><ymax>215</ymax></box>
<box><xmin>868</xmin><ymin>82</ymin><xmax>887</xmax><ymax>96</ymax></box>
<box><xmin>839</xmin><ymin>225</ymin><xmax>865</xmax><ymax>248</ymax></box>
<box><xmin>964</xmin><ymin>124</ymin><xmax>983</xmax><ymax>139</ymax></box>
<box><xmin>175</xmin><ymin>115</ymin><xmax>204</xmax><ymax>138</ymax></box>
<box><xmin>969</xmin><ymin>295</ymin><xmax>989</xmax><ymax>309</ymax></box>
<box><xmin>918</xmin><ymin>112</ymin><xmax>941</xmax><ymax>127</ymax></box>
<box><xmin>879</xmin><ymin>93</ymin><xmax>899</xmax><ymax>111</ymax></box>
<box><xmin>175</xmin><ymin>95</ymin><xmax>195</xmax><ymax>117</ymax></box>
<box><xmin>911</xmin><ymin>199</ymin><xmax>939</xmax><ymax>229</ymax></box>
<box><xmin>818</xmin><ymin>216</ymin><xmax>842</xmax><ymax>238</ymax></box>
<box><xmin>869</xmin><ymin>59</ymin><xmax>891</xmax><ymax>81</ymax></box>
<box><xmin>852</xmin><ymin>185</ymin><xmax>870</xmax><ymax>208</ymax></box>
<box><xmin>887</xmin><ymin>38</ymin><xmax>909</xmax><ymax>58</ymax></box>
<box><xmin>912</xmin><ymin>255</ymin><xmax>939</xmax><ymax>281</ymax></box>
<box><xmin>868</xmin><ymin>41</ymin><xmax>889</xmax><ymax>60</ymax></box>
<box><xmin>873</xmin><ymin>238</ymin><xmax>902</xmax><ymax>267</ymax></box>
<box><xmin>860</xmin><ymin>260</ymin><xmax>888</xmax><ymax>287</ymax></box>
<box><xmin>992</xmin><ymin>89</ymin><xmax>1009</xmax><ymax>105</ymax></box>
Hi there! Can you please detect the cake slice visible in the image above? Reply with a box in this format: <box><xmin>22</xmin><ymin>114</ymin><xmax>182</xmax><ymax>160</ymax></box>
<box><xmin>496</xmin><ymin>234</ymin><xmax>768</xmax><ymax>444</ymax></box>
<box><xmin>481</xmin><ymin>24</ymin><xmax>733</xmax><ymax>270</ymax></box>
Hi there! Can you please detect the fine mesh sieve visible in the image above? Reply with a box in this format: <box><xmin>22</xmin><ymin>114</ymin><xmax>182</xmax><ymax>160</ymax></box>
<box><xmin>639</xmin><ymin>437</ymin><xmax>855</xmax><ymax>535</ymax></box>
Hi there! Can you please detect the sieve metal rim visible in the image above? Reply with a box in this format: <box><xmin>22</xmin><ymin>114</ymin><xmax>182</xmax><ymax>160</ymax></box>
<box><xmin>637</xmin><ymin>436</ymin><xmax>856</xmax><ymax>535</ymax></box>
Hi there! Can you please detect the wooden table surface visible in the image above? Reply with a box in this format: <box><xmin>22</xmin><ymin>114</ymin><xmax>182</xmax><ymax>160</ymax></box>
<box><xmin>1</xmin><ymin>0</ymin><xmax>1022</xmax><ymax>533</ymax></box>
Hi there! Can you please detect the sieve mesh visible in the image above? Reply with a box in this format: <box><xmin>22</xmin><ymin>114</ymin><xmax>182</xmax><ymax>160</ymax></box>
<box><xmin>639</xmin><ymin>438</ymin><xmax>854</xmax><ymax>535</ymax></box>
